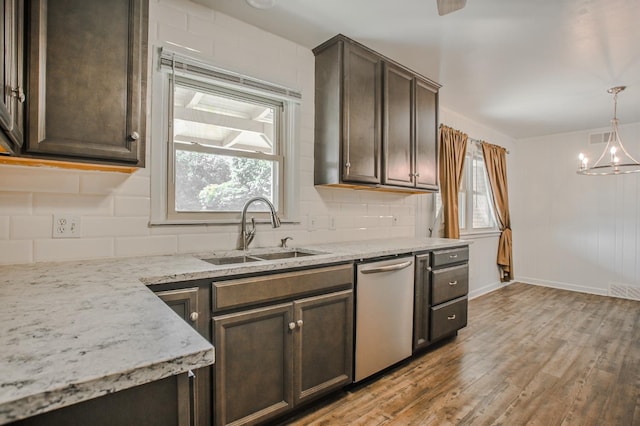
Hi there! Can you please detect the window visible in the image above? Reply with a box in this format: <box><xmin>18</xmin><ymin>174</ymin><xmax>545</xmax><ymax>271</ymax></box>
<box><xmin>435</xmin><ymin>142</ymin><xmax>497</xmax><ymax>233</ymax></box>
<box><xmin>151</xmin><ymin>50</ymin><xmax>300</xmax><ymax>224</ymax></box>
<box><xmin>459</xmin><ymin>142</ymin><xmax>496</xmax><ymax>231</ymax></box>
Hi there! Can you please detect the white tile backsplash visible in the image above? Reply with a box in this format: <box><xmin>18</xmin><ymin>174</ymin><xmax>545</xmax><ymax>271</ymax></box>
<box><xmin>10</xmin><ymin>216</ymin><xmax>52</xmax><ymax>240</ymax></box>
<box><xmin>0</xmin><ymin>166</ymin><xmax>79</xmax><ymax>193</ymax></box>
<box><xmin>33</xmin><ymin>194</ymin><xmax>114</xmax><ymax>216</ymax></box>
<box><xmin>0</xmin><ymin>240</ymin><xmax>32</xmax><ymax>264</ymax></box>
<box><xmin>34</xmin><ymin>238</ymin><xmax>113</xmax><ymax>262</ymax></box>
<box><xmin>0</xmin><ymin>192</ymin><xmax>32</xmax><ymax>215</ymax></box>
<box><xmin>0</xmin><ymin>216</ymin><xmax>9</xmax><ymax>239</ymax></box>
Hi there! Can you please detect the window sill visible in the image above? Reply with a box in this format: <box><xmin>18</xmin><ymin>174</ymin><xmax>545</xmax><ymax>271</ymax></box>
<box><xmin>149</xmin><ymin>219</ymin><xmax>301</xmax><ymax>227</ymax></box>
<box><xmin>460</xmin><ymin>229</ymin><xmax>501</xmax><ymax>239</ymax></box>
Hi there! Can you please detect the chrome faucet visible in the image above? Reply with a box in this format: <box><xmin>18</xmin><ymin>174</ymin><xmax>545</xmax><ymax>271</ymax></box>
<box><xmin>240</xmin><ymin>196</ymin><xmax>281</xmax><ymax>250</ymax></box>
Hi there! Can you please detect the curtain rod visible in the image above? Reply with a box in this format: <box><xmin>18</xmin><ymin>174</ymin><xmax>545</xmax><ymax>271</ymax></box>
<box><xmin>468</xmin><ymin>138</ymin><xmax>510</xmax><ymax>154</ymax></box>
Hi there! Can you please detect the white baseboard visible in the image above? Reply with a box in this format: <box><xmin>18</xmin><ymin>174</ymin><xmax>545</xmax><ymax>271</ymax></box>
<box><xmin>515</xmin><ymin>276</ymin><xmax>608</xmax><ymax>297</ymax></box>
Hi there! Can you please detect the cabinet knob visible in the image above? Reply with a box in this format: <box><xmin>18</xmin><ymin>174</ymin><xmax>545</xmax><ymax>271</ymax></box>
<box><xmin>345</xmin><ymin>162</ymin><xmax>351</xmax><ymax>169</ymax></box>
<box><xmin>189</xmin><ymin>312</ymin><xmax>199</xmax><ymax>322</ymax></box>
<box><xmin>288</xmin><ymin>322</ymin><xmax>296</xmax><ymax>330</ymax></box>
<box><xmin>449</xmin><ymin>254</ymin><xmax>458</xmax><ymax>259</ymax></box>
<box><xmin>447</xmin><ymin>314</ymin><xmax>456</xmax><ymax>320</ymax></box>
<box><xmin>11</xmin><ymin>87</ymin><xmax>25</xmax><ymax>103</ymax></box>
<box><xmin>448</xmin><ymin>281</ymin><xmax>458</xmax><ymax>286</ymax></box>
<box><xmin>130</xmin><ymin>131</ymin><xmax>140</xmax><ymax>141</ymax></box>
<box><xmin>296</xmin><ymin>320</ymin><xmax>304</xmax><ymax>328</ymax></box>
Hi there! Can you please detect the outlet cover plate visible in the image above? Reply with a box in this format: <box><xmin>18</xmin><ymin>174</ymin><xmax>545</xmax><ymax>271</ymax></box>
<box><xmin>53</xmin><ymin>214</ymin><xmax>81</xmax><ymax>238</ymax></box>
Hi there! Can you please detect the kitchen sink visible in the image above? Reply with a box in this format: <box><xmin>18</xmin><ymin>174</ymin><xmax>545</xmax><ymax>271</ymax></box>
<box><xmin>199</xmin><ymin>249</ymin><xmax>326</xmax><ymax>265</ymax></box>
<box><xmin>201</xmin><ymin>255</ymin><xmax>263</xmax><ymax>265</ymax></box>
<box><xmin>254</xmin><ymin>250</ymin><xmax>318</xmax><ymax>260</ymax></box>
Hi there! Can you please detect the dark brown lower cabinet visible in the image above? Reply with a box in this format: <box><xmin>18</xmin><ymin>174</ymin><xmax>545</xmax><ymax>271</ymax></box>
<box><xmin>413</xmin><ymin>246</ymin><xmax>469</xmax><ymax>353</ymax></box>
<box><xmin>213</xmin><ymin>289</ymin><xmax>353</xmax><ymax>426</ymax></box>
<box><xmin>11</xmin><ymin>371</ymin><xmax>196</xmax><ymax>426</ymax></box>
<box><xmin>154</xmin><ymin>282</ymin><xmax>212</xmax><ymax>426</ymax></box>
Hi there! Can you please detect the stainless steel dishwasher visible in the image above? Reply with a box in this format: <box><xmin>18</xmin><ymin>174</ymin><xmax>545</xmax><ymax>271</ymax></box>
<box><xmin>354</xmin><ymin>255</ymin><xmax>414</xmax><ymax>382</ymax></box>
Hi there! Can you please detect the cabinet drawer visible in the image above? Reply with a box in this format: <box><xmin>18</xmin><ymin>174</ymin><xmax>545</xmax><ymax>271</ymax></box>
<box><xmin>431</xmin><ymin>264</ymin><xmax>468</xmax><ymax>305</ymax></box>
<box><xmin>212</xmin><ymin>264</ymin><xmax>353</xmax><ymax>312</ymax></box>
<box><xmin>431</xmin><ymin>246</ymin><xmax>469</xmax><ymax>268</ymax></box>
<box><xmin>430</xmin><ymin>297</ymin><xmax>467</xmax><ymax>341</ymax></box>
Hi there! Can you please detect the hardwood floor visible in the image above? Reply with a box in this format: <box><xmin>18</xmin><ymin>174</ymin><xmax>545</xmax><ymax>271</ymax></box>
<box><xmin>280</xmin><ymin>283</ymin><xmax>640</xmax><ymax>425</ymax></box>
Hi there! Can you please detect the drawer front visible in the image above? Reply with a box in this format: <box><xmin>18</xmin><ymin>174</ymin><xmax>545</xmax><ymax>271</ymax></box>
<box><xmin>430</xmin><ymin>297</ymin><xmax>467</xmax><ymax>341</ymax></box>
<box><xmin>431</xmin><ymin>246</ymin><xmax>469</xmax><ymax>268</ymax></box>
<box><xmin>431</xmin><ymin>264</ymin><xmax>468</xmax><ymax>305</ymax></box>
<box><xmin>212</xmin><ymin>263</ymin><xmax>353</xmax><ymax>312</ymax></box>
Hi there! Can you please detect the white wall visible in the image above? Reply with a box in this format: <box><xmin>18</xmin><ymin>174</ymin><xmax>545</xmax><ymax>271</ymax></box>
<box><xmin>511</xmin><ymin>122</ymin><xmax>640</xmax><ymax>296</ymax></box>
<box><xmin>0</xmin><ymin>0</ymin><xmax>418</xmax><ymax>265</ymax></box>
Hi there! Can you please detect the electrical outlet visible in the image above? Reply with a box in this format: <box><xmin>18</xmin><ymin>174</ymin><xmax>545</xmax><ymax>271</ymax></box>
<box><xmin>392</xmin><ymin>216</ymin><xmax>398</xmax><ymax>226</ymax></box>
<box><xmin>53</xmin><ymin>214</ymin><xmax>81</xmax><ymax>238</ymax></box>
<box><xmin>308</xmin><ymin>214</ymin><xmax>316</xmax><ymax>231</ymax></box>
<box><xmin>329</xmin><ymin>216</ymin><xmax>336</xmax><ymax>230</ymax></box>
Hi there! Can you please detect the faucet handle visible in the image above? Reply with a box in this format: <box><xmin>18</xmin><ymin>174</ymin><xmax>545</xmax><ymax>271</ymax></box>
<box><xmin>280</xmin><ymin>236</ymin><xmax>293</xmax><ymax>248</ymax></box>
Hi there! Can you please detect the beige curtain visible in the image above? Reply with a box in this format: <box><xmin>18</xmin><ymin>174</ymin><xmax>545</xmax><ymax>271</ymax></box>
<box><xmin>439</xmin><ymin>125</ymin><xmax>468</xmax><ymax>239</ymax></box>
<box><xmin>481</xmin><ymin>141</ymin><xmax>513</xmax><ymax>282</ymax></box>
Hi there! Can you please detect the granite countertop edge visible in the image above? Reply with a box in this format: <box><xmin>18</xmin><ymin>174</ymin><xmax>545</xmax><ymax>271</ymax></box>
<box><xmin>0</xmin><ymin>237</ymin><xmax>467</xmax><ymax>424</ymax></box>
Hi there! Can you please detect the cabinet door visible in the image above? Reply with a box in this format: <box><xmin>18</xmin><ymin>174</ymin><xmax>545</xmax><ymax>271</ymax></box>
<box><xmin>293</xmin><ymin>290</ymin><xmax>353</xmax><ymax>406</ymax></box>
<box><xmin>213</xmin><ymin>304</ymin><xmax>293</xmax><ymax>426</ymax></box>
<box><xmin>155</xmin><ymin>286</ymin><xmax>211</xmax><ymax>426</ymax></box>
<box><xmin>26</xmin><ymin>0</ymin><xmax>147</xmax><ymax>166</ymax></box>
<box><xmin>383</xmin><ymin>63</ymin><xmax>414</xmax><ymax>187</ymax></box>
<box><xmin>342</xmin><ymin>42</ymin><xmax>381</xmax><ymax>184</ymax></box>
<box><xmin>156</xmin><ymin>287</ymin><xmax>201</xmax><ymax>331</ymax></box>
<box><xmin>413</xmin><ymin>253</ymin><xmax>431</xmax><ymax>352</ymax></box>
<box><xmin>0</xmin><ymin>0</ymin><xmax>24</xmax><ymax>153</ymax></box>
<box><xmin>414</xmin><ymin>78</ymin><xmax>439</xmax><ymax>190</ymax></box>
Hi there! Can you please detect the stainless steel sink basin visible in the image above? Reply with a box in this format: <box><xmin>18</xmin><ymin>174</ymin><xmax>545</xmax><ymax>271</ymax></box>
<box><xmin>201</xmin><ymin>255</ymin><xmax>262</xmax><ymax>265</ymax></box>
<box><xmin>199</xmin><ymin>249</ymin><xmax>326</xmax><ymax>265</ymax></box>
<box><xmin>254</xmin><ymin>250</ymin><xmax>317</xmax><ymax>260</ymax></box>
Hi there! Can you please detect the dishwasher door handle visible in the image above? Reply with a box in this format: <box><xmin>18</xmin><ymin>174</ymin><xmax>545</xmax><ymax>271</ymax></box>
<box><xmin>360</xmin><ymin>260</ymin><xmax>413</xmax><ymax>274</ymax></box>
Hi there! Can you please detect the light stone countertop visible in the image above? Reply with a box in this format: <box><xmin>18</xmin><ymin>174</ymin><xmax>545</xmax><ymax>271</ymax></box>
<box><xmin>0</xmin><ymin>237</ymin><xmax>466</xmax><ymax>424</ymax></box>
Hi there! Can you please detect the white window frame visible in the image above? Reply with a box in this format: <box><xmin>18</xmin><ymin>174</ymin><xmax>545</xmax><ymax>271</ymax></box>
<box><xmin>459</xmin><ymin>141</ymin><xmax>498</xmax><ymax>235</ymax></box>
<box><xmin>150</xmin><ymin>48</ymin><xmax>300</xmax><ymax>225</ymax></box>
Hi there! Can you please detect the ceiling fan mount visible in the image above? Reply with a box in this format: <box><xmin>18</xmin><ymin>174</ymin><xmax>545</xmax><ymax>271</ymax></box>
<box><xmin>437</xmin><ymin>0</ymin><xmax>467</xmax><ymax>16</ymax></box>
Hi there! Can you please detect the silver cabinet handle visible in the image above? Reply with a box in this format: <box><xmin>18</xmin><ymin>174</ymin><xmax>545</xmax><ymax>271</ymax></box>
<box><xmin>130</xmin><ymin>131</ymin><xmax>140</xmax><ymax>141</ymax></box>
<box><xmin>449</xmin><ymin>254</ymin><xmax>458</xmax><ymax>259</ymax></box>
<box><xmin>448</xmin><ymin>281</ymin><xmax>458</xmax><ymax>286</ymax></box>
<box><xmin>288</xmin><ymin>322</ymin><xmax>296</xmax><ymax>330</ymax></box>
<box><xmin>360</xmin><ymin>260</ymin><xmax>413</xmax><ymax>274</ymax></box>
<box><xmin>189</xmin><ymin>312</ymin><xmax>199</xmax><ymax>322</ymax></box>
<box><xmin>296</xmin><ymin>320</ymin><xmax>303</xmax><ymax>328</ymax></box>
<box><xmin>447</xmin><ymin>314</ymin><xmax>456</xmax><ymax>320</ymax></box>
<box><xmin>11</xmin><ymin>87</ymin><xmax>25</xmax><ymax>103</ymax></box>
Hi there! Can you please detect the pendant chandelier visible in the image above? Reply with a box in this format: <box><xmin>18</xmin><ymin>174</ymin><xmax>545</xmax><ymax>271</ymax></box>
<box><xmin>577</xmin><ymin>86</ymin><xmax>640</xmax><ymax>175</ymax></box>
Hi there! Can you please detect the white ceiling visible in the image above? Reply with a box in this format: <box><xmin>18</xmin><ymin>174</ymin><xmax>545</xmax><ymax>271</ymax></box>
<box><xmin>194</xmin><ymin>0</ymin><xmax>640</xmax><ymax>140</ymax></box>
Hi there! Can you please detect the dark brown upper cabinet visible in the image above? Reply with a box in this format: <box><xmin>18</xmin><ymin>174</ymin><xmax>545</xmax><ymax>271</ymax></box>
<box><xmin>314</xmin><ymin>37</ymin><xmax>382</xmax><ymax>186</ymax></box>
<box><xmin>383</xmin><ymin>62</ymin><xmax>413</xmax><ymax>187</ymax></box>
<box><xmin>314</xmin><ymin>34</ymin><xmax>440</xmax><ymax>193</ymax></box>
<box><xmin>0</xmin><ymin>0</ymin><xmax>25</xmax><ymax>154</ymax></box>
<box><xmin>25</xmin><ymin>0</ymin><xmax>148</xmax><ymax>167</ymax></box>
<box><xmin>414</xmin><ymin>77</ymin><xmax>439</xmax><ymax>190</ymax></box>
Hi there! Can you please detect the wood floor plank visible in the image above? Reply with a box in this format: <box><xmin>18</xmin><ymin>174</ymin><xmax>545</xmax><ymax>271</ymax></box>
<box><xmin>279</xmin><ymin>283</ymin><xmax>640</xmax><ymax>426</ymax></box>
